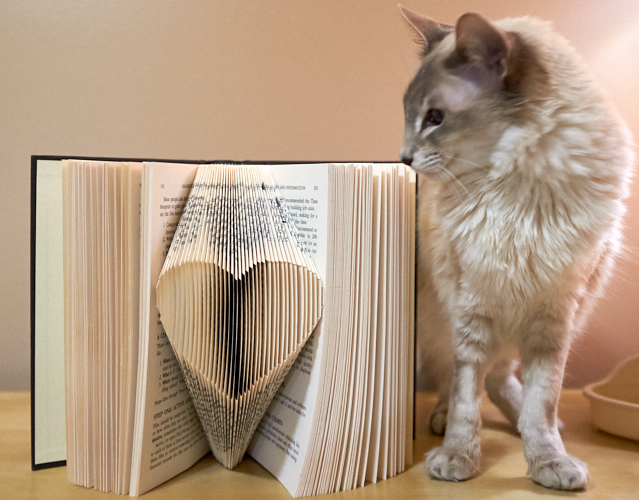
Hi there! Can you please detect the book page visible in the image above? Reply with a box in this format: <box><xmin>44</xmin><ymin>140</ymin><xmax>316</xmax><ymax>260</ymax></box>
<box><xmin>33</xmin><ymin>159</ymin><xmax>67</xmax><ymax>466</ymax></box>
<box><xmin>247</xmin><ymin>163</ymin><xmax>330</xmax><ymax>496</ymax></box>
<box><xmin>357</xmin><ymin>165</ymin><xmax>382</xmax><ymax>485</ymax></box>
<box><xmin>406</xmin><ymin>167</ymin><xmax>416</xmax><ymax>466</ymax></box>
<box><xmin>130</xmin><ymin>162</ymin><xmax>210</xmax><ymax>496</ymax></box>
<box><xmin>120</xmin><ymin>163</ymin><xmax>143</xmax><ymax>492</ymax></box>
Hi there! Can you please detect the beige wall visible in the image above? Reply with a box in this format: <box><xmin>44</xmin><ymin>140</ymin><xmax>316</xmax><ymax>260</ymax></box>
<box><xmin>2</xmin><ymin>0</ymin><xmax>638</xmax><ymax>390</ymax></box>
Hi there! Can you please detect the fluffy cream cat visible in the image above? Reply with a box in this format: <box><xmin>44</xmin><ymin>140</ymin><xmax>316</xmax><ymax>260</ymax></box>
<box><xmin>399</xmin><ymin>6</ymin><xmax>634</xmax><ymax>491</ymax></box>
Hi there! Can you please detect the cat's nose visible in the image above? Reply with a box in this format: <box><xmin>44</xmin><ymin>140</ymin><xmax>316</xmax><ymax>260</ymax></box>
<box><xmin>400</xmin><ymin>155</ymin><xmax>413</xmax><ymax>166</ymax></box>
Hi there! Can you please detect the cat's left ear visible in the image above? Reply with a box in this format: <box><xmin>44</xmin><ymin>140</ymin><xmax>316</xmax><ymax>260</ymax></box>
<box><xmin>399</xmin><ymin>5</ymin><xmax>454</xmax><ymax>56</ymax></box>
<box><xmin>447</xmin><ymin>13</ymin><xmax>511</xmax><ymax>84</ymax></box>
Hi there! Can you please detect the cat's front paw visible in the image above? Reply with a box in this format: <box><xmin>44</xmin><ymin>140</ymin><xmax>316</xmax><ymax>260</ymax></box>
<box><xmin>529</xmin><ymin>454</ymin><xmax>589</xmax><ymax>491</ymax></box>
<box><xmin>425</xmin><ymin>446</ymin><xmax>480</xmax><ymax>482</ymax></box>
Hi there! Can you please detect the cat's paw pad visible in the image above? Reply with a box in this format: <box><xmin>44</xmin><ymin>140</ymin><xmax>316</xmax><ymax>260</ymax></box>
<box><xmin>529</xmin><ymin>454</ymin><xmax>589</xmax><ymax>491</ymax></box>
<box><xmin>429</xmin><ymin>409</ymin><xmax>448</xmax><ymax>435</ymax></box>
<box><xmin>425</xmin><ymin>446</ymin><xmax>480</xmax><ymax>482</ymax></box>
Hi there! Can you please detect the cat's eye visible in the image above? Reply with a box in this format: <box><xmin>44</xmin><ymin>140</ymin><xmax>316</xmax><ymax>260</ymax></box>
<box><xmin>421</xmin><ymin>108</ymin><xmax>445</xmax><ymax>130</ymax></box>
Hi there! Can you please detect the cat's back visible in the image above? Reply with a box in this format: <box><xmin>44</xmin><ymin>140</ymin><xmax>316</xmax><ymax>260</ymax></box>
<box><xmin>493</xmin><ymin>15</ymin><xmax>634</xmax><ymax>187</ymax></box>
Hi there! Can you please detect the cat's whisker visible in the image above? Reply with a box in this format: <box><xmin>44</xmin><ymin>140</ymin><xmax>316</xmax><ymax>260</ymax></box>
<box><xmin>438</xmin><ymin>173</ymin><xmax>466</xmax><ymax>202</ymax></box>
<box><xmin>440</xmin><ymin>153</ymin><xmax>484</xmax><ymax>170</ymax></box>
<box><xmin>435</xmin><ymin>165</ymin><xmax>470</xmax><ymax>200</ymax></box>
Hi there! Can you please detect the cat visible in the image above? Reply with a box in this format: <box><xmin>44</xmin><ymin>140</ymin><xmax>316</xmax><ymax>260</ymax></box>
<box><xmin>398</xmin><ymin>5</ymin><xmax>634</xmax><ymax>491</ymax></box>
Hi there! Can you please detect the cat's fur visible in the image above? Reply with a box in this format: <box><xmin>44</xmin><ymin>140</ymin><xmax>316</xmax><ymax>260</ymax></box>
<box><xmin>399</xmin><ymin>6</ymin><xmax>634</xmax><ymax>491</ymax></box>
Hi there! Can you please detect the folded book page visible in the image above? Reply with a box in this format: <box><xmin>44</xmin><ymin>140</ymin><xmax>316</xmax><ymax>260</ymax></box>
<box><xmin>156</xmin><ymin>164</ymin><xmax>324</xmax><ymax>470</ymax></box>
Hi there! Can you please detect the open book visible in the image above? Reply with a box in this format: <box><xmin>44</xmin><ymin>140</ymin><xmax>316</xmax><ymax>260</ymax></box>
<box><xmin>31</xmin><ymin>157</ymin><xmax>416</xmax><ymax>497</ymax></box>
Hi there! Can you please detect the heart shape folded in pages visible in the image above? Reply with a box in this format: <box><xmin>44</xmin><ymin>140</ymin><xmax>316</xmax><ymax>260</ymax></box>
<box><xmin>156</xmin><ymin>164</ymin><xmax>323</xmax><ymax>469</ymax></box>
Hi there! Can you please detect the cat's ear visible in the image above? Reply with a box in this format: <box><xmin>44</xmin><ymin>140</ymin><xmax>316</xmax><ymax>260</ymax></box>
<box><xmin>448</xmin><ymin>13</ymin><xmax>511</xmax><ymax>79</ymax></box>
<box><xmin>399</xmin><ymin>5</ymin><xmax>453</xmax><ymax>55</ymax></box>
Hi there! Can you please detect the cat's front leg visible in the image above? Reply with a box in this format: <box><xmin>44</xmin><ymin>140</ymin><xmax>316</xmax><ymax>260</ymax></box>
<box><xmin>425</xmin><ymin>314</ymin><xmax>490</xmax><ymax>482</ymax></box>
<box><xmin>518</xmin><ymin>317</ymin><xmax>589</xmax><ymax>491</ymax></box>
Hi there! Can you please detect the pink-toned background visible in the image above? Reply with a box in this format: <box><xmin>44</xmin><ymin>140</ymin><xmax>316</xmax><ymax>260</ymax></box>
<box><xmin>2</xmin><ymin>0</ymin><xmax>637</xmax><ymax>390</ymax></box>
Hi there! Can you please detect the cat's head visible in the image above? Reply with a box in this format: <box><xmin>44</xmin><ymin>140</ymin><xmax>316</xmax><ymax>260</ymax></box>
<box><xmin>399</xmin><ymin>6</ymin><xmax>547</xmax><ymax>181</ymax></box>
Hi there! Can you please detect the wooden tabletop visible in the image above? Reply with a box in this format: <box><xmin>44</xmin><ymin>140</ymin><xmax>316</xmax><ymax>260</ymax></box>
<box><xmin>2</xmin><ymin>390</ymin><xmax>638</xmax><ymax>499</ymax></box>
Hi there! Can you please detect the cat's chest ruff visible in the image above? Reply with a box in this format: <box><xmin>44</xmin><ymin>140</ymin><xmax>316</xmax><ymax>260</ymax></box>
<box><xmin>437</xmin><ymin>190</ymin><xmax>575</xmax><ymax>299</ymax></box>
